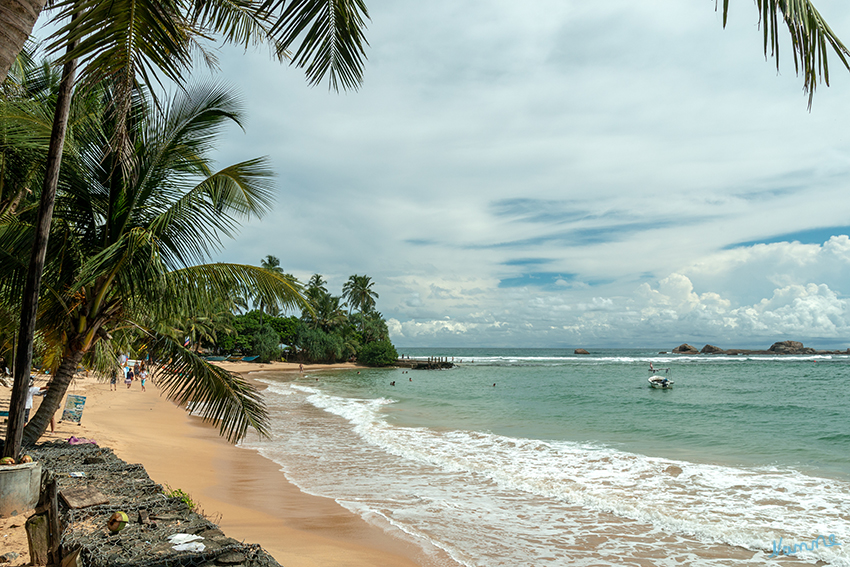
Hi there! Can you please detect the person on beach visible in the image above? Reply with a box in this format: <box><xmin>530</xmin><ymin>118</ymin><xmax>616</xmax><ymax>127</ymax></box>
<box><xmin>110</xmin><ymin>368</ymin><xmax>118</xmax><ymax>391</ymax></box>
<box><xmin>299</xmin><ymin>363</ymin><xmax>303</xmax><ymax>373</ymax></box>
<box><xmin>25</xmin><ymin>378</ymin><xmax>47</xmax><ymax>423</ymax></box>
<box><xmin>125</xmin><ymin>369</ymin><xmax>133</xmax><ymax>388</ymax></box>
<box><xmin>139</xmin><ymin>362</ymin><xmax>147</xmax><ymax>391</ymax></box>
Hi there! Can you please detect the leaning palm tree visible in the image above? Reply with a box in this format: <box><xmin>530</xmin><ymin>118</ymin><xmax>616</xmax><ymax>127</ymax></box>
<box><xmin>0</xmin><ymin>80</ymin><xmax>305</xmax><ymax>444</ymax></box>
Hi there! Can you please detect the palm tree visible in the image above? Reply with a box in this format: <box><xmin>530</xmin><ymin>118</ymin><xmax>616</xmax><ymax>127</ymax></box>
<box><xmin>0</xmin><ymin>79</ymin><xmax>305</xmax><ymax>445</ymax></box>
<box><xmin>299</xmin><ymin>274</ymin><xmax>345</xmax><ymax>332</ymax></box>
<box><xmin>308</xmin><ymin>293</ymin><xmax>347</xmax><ymax>333</ymax></box>
<box><xmin>257</xmin><ymin>254</ymin><xmax>297</xmax><ymax>317</ymax></box>
<box><xmin>304</xmin><ymin>273</ymin><xmax>327</xmax><ymax>305</ymax></box>
<box><xmin>3</xmin><ymin>0</ymin><xmax>368</xmax><ymax>458</ymax></box>
<box><xmin>342</xmin><ymin>274</ymin><xmax>378</xmax><ymax>314</ymax></box>
<box><xmin>261</xmin><ymin>255</ymin><xmax>284</xmax><ymax>275</ymax></box>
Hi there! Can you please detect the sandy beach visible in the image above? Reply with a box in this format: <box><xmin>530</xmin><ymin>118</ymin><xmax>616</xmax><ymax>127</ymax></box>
<box><xmin>0</xmin><ymin>362</ymin><xmax>426</xmax><ymax>567</ymax></box>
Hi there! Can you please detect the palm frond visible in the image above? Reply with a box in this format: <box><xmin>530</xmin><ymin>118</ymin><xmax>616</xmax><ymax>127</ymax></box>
<box><xmin>146</xmin><ymin>158</ymin><xmax>275</xmax><ymax>267</ymax></box>
<box><xmin>149</xmin><ymin>334</ymin><xmax>269</xmax><ymax>442</ymax></box>
<box><xmin>261</xmin><ymin>0</ymin><xmax>369</xmax><ymax>90</ymax></box>
<box><xmin>723</xmin><ymin>0</ymin><xmax>850</xmax><ymax>107</ymax></box>
<box><xmin>190</xmin><ymin>0</ymin><xmax>287</xmax><ymax>60</ymax></box>
<box><xmin>164</xmin><ymin>262</ymin><xmax>307</xmax><ymax>316</ymax></box>
<box><xmin>48</xmin><ymin>0</ymin><xmax>195</xmax><ymax>90</ymax></box>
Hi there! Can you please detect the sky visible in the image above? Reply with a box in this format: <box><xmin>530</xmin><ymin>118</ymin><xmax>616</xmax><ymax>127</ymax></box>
<box><xmin>192</xmin><ymin>0</ymin><xmax>850</xmax><ymax>349</ymax></box>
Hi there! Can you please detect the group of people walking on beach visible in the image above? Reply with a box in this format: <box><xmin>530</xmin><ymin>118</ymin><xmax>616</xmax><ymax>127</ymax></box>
<box><xmin>110</xmin><ymin>355</ymin><xmax>147</xmax><ymax>392</ymax></box>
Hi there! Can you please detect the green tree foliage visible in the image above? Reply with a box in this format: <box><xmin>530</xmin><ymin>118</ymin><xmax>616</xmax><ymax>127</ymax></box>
<box><xmin>253</xmin><ymin>325</ymin><xmax>282</xmax><ymax>363</ymax></box>
<box><xmin>205</xmin><ymin>274</ymin><xmax>396</xmax><ymax>365</ymax></box>
<box><xmin>216</xmin><ymin>311</ymin><xmax>299</xmax><ymax>353</ymax></box>
<box><xmin>296</xmin><ymin>326</ymin><xmax>345</xmax><ymax>363</ymax></box>
<box><xmin>349</xmin><ymin>311</ymin><xmax>389</xmax><ymax>344</ymax></box>
<box><xmin>358</xmin><ymin>340</ymin><xmax>398</xmax><ymax>367</ymax></box>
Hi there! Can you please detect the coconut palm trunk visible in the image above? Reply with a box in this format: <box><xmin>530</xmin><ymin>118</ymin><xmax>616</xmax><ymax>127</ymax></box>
<box><xmin>22</xmin><ymin>348</ymin><xmax>84</xmax><ymax>443</ymax></box>
<box><xmin>3</xmin><ymin>47</ymin><xmax>76</xmax><ymax>458</ymax></box>
<box><xmin>0</xmin><ymin>0</ymin><xmax>48</xmax><ymax>83</ymax></box>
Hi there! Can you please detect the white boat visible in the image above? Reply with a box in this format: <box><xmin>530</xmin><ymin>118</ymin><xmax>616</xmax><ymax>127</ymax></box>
<box><xmin>648</xmin><ymin>367</ymin><xmax>673</xmax><ymax>389</ymax></box>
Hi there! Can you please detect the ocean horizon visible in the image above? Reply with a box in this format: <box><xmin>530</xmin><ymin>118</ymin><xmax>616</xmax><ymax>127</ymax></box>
<box><xmin>241</xmin><ymin>348</ymin><xmax>850</xmax><ymax>566</ymax></box>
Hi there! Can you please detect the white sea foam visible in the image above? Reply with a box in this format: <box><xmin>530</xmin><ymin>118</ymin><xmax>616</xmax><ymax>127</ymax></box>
<box><xmin>247</xmin><ymin>379</ymin><xmax>850</xmax><ymax>567</ymax></box>
<box><xmin>442</xmin><ymin>354</ymin><xmax>846</xmax><ymax>366</ymax></box>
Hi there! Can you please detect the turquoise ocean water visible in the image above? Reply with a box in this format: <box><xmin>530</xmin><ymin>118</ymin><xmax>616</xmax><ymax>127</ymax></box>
<box><xmin>240</xmin><ymin>349</ymin><xmax>850</xmax><ymax>566</ymax></box>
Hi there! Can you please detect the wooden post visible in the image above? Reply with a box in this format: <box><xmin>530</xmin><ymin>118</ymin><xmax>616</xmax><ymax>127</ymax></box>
<box><xmin>32</xmin><ymin>471</ymin><xmax>62</xmax><ymax>566</ymax></box>
<box><xmin>47</xmin><ymin>477</ymin><xmax>61</xmax><ymax>565</ymax></box>
<box><xmin>25</xmin><ymin>513</ymin><xmax>50</xmax><ymax>565</ymax></box>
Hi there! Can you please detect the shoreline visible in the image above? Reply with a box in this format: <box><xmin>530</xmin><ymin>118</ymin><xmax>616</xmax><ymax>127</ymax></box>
<box><xmin>1</xmin><ymin>362</ymin><xmax>432</xmax><ymax>567</ymax></box>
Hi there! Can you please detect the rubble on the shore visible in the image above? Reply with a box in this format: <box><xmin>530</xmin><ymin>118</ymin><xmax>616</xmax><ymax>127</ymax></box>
<box><xmin>24</xmin><ymin>441</ymin><xmax>281</xmax><ymax>567</ymax></box>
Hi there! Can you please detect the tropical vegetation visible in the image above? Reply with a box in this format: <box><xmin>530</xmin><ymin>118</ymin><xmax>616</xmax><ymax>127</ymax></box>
<box><xmin>358</xmin><ymin>340</ymin><xmax>398</xmax><ymax>367</ymax></box>
<box><xmin>1</xmin><ymin>0</ymin><xmax>372</xmax><ymax>459</ymax></box>
<box><xmin>0</xmin><ymin>61</ymin><xmax>305</xmax><ymax>445</ymax></box>
<box><xmin>194</xmin><ymin>271</ymin><xmax>394</xmax><ymax>365</ymax></box>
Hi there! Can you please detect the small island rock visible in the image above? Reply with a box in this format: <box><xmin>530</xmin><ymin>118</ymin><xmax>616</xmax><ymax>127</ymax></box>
<box><xmin>672</xmin><ymin>343</ymin><xmax>699</xmax><ymax>354</ymax></box>
<box><xmin>574</xmin><ymin>348</ymin><xmax>590</xmax><ymax>355</ymax></box>
<box><xmin>768</xmin><ymin>341</ymin><xmax>815</xmax><ymax>355</ymax></box>
<box><xmin>701</xmin><ymin>344</ymin><xmax>726</xmax><ymax>354</ymax></box>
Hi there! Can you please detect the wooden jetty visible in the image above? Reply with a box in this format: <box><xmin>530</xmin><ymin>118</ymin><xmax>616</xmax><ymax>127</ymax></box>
<box><xmin>396</xmin><ymin>358</ymin><xmax>455</xmax><ymax>370</ymax></box>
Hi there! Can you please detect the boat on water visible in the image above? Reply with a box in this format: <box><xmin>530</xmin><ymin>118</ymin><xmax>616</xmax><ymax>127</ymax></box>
<box><xmin>648</xmin><ymin>367</ymin><xmax>673</xmax><ymax>389</ymax></box>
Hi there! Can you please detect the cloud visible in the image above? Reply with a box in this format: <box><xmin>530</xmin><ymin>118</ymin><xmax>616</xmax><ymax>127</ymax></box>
<box><xmin>384</xmin><ymin>240</ymin><xmax>850</xmax><ymax>348</ymax></box>
<box><xmin>684</xmin><ymin>236</ymin><xmax>850</xmax><ymax>305</ymax></box>
<box><xmin>201</xmin><ymin>0</ymin><xmax>850</xmax><ymax>349</ymax></box>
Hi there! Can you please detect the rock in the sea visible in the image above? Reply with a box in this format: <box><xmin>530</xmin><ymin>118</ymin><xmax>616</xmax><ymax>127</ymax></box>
<box><xmin>574</xmin><ymin>348</ymin><xmax>590</xmax><ymax>355</ymax></box>
<box><xmin>701</xmin><ymin>344</ymin><xmax>725</xmax><ymax>354</ymax></box>
<box><xmin>769</xmin><ymin>340</ymin><xmax>803</xmax><ymax>352</ymax></box>
<box><xmin>672</xmin><ymin>343</ymin><xmax>699</xmax><ymax>354</ymax></box>
<box><xmin>768</xmin><ymin>341</ymin><xmax>815</xmax><ymax>354</ymax></box>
